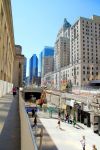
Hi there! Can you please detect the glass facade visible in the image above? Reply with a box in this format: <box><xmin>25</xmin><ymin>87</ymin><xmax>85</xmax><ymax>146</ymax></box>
<box><xmin>29</xmin><ymin>54</ymin><xmax>38</xmax><ymax>83</ymax></box>
<box><xmin>43</xmin><ymin>46</ymin><xmax>54</xmax><ymax>57</ymax></box>
<box><xmin>39</xmin><ymin>51</ymin><xmax>43</xmax><ymax>77</ymax></box>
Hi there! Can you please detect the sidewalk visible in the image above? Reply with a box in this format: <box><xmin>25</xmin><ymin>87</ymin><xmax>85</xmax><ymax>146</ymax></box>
<box><xmin>0</xmin><ymin>94</ymin><xmax>13</xmax><ymax>133</ymax></box>
<box><xmin>36</xmin><ymin>111</ymin><xmax>100</xmax><ymax>150</ymax></box>
<box><xmin>0</xmin><ymin>94</ymin><xmax>21</xmax><ymax>150</ymax></box>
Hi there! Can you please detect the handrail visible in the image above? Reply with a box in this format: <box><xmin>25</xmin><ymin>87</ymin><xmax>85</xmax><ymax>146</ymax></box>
<box><xmin>19</xmin><ymin>91</ymin><xmax>38</xmax><ymax>150</ymax></box>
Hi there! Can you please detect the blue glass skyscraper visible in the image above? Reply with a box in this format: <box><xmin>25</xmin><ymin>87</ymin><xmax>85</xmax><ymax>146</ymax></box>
<box><xmin>42</xmin><ymin>46</ymin><xmax>54</xmax><ymax>57</ymax></box>
<box><xmin>39</xmin><ymin>51</ymin><xmax>43</xmax><ymax>77</ymax></box>
<box><xmin>29</xmin><ymin>54</ymin><xmax>38</xmax><ymax>83</ymax></box>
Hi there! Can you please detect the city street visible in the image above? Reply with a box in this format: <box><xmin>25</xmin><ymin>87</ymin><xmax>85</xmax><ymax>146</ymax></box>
<box><xmin>39</xmin><ymin>115</ymin><xmax>100</xmax><ymax>150</ymax></box>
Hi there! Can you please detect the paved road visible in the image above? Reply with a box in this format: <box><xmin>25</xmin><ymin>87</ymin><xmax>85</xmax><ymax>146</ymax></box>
<box><xmin>38</xmin><ymin>112</ymin><xmax>100</xmax><ymax>150</ymax></box>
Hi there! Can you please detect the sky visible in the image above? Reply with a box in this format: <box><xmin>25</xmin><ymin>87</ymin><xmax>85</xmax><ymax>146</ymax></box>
<box><xmin>11</xmin><ymin>0</ymin><xmax>100</xmax><ymax>76</ymax></box>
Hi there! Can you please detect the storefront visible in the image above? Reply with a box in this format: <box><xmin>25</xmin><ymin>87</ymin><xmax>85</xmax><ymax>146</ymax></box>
<box><xmin>66</xmin><ymin>99</ymin><xmax>75</xmax><ymax>119</ymax></box>
<box><xmin>91</xmin><ymin>114</ymin><xmax>100</xmax><ymax>135</ymax></box>
<box><xmin>75</xmin><ymin>102</ymin><xmax>91</xmax><ymax>127</ymax></box>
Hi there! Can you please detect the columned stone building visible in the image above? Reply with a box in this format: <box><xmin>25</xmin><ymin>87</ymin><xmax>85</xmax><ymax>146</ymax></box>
<box><xmin>0</xmin><ymin>0</ymin><xmax>15</xmax><ymax>96</ymax></box>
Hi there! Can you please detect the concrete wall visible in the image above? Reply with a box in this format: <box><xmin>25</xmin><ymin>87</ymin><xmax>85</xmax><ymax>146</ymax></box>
<box><xmin>19</xmin><ymin>92</ymin><xmax>38</xmax><ymax>150</ymax></box>
<box><xmin>46</xmin><ymin>93</ymin><xmax>60</xmax><ymax>107</ymax></box>
<box><xmin>46</xmin><ymin>93</ymin><xmax>51</xmax><ymax>102</ymax></box>
<box><xmin>0</xmin><ymin>80</ymin><xmax>13</xmax><ymax>97</ymax></box>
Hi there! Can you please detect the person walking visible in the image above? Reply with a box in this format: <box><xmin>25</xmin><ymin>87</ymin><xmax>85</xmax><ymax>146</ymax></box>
<box><xmin>12</xmin><ymin>87</ymin><xmax>17</xmax><ymax>97</ymax></box>
<box><xmin>73</xmin><ymin>117</ymin><xmax>76</xmax><ymax>127</ymax></box>
<box><xmin>58</xmin><ymin>110</ymin><xmax>61</xmax><ymax>118</ymax></box>
<box><xmin>32</xmin><ymin>108</ymin><xmax>35</xmax><ymax>117</ymax></box>
<box><xmin>65</xmin><ymin>113</ymin><xmax>68</xmax><ymax>122</ymax></box>
<box><xmin>80</xmin><ymin>136</ymin><xmax>85</xmax><ymax>150</ymax></box>
<box><xmin>32</xmin><ymin>115</ymin><xmax>37</xmax><ymax>128</ymax></box>
<box><xmin>56</xmin><ymin>118</ymin><xmax>61</xmax><ymax>129</ymax></box>
<box><xmin>92</xmin><ymin>145</ymin><xmax>97</xmax><ymax>150</ymax></box>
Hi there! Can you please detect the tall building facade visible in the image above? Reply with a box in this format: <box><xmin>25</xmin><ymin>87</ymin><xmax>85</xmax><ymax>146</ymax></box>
<box><xmin>29</xmin><ymin>54</ymin><xmax>38</xmax><ymax>84</ymax></box>
<box><xmin>0</xmin><ymin>0</ymin><xmax>15</xmax><ymax>96</ymax></box>
<box><xmin>38</xmin><ymin>51</ymin><xmax>43</xmax><ymax>77</ymax></box>
<box><xmin>54</xmin><ymin>19</ymin><xmax>71</xmax><ymax>90</ymax></box>
<box><xmin>13</xmin><ymin>45</ymin><xmax>25</xmax><ymax>87</ymax></box>
<box><xmin>42</xmin><ymin>15</ymin><xmax>100</xmax><ymax>89</ymax></box>
<box><xmin>23</xmin><ymin>57</ymin><xmax>27</xmax><ymax>82</ymax></box>
<box><xmin>54</xmin><ymin>18</ymin><xmax>71</xmax><ymax>72</ymax></box>
<box><xmin>42</xmin><ymin>46</ymin><xmax>54</xmax><ymax>77</ymax></box>
<box><xmin>70</xmin><ymin>15</ymin><xmax>100</xmax><ymax>86</ymax></box>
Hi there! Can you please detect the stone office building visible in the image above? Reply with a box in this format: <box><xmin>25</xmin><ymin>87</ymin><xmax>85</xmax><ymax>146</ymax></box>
<box><xmin>70</xmin><ymin>15</ymin><xmax>100</xmax><ymax>86</ymax></box>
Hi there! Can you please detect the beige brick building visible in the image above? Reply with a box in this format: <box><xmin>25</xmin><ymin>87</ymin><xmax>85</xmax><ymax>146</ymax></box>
<box><xmin>0</xmin><ymin>0</ymin><xmax>15</xmax><ymax>96</ymax></box>
<box><xmin>70</xmin><ymin>15</ymin><xmax>100</xmax><ymax>86</ymax></box>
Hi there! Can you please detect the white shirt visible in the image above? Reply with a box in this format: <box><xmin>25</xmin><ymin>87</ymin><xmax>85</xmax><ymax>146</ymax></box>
<box><xmin>80</xmin><ymin>139</ymin><xmax>85</xmax><ymax>147</ymax></box>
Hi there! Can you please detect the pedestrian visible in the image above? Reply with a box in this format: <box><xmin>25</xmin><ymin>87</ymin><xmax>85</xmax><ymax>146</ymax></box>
<box><xmin>58</xmin><ymin>110</ymin><xmax>61</xmax><ymax>118</ymax></box>
<box><xmin>65</xmin><ymin>113</ymin><xmax>68</xmax><ymax>122</ymax></box>
<box><xmin>68</xmin><ymin>115</ymin><xmax>72</xmax><ymax>124</ymax></box>
<box><xmin>32</xmin><ymin>108</ymin><xmax>35</xmax><ymax>117</ymax></box>
<box><xmin>32</xmin><ymin>115</ymin><xmax>37</xmax><ymax>128</ymax></box>
<box><xmin>56</xmin><ymin>118</ymin><xmax>61</xmax><ymax>129</ymax></box>
<box><xmin>73</xmin><ymin>117</ymin><xmax>76</xmax><ymax>127</ymax></box>
<box><xmin>80</xmin><ymin>136</ymin><xmax>85</xmax><ymax>150</ymax></box>
<box><xmin>12</xmin><ymin>87</ymin><xmax>16</xmax><ymax>97</ymax></box>
<box><xmin>92</xmin><ymin>145</ymin><xmax>97</xmax><ymax>150</ymax></box>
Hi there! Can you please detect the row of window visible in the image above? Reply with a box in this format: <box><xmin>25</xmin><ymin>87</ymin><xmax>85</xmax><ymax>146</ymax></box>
<box><xmin>83</xmin><ymin>71</ymin><xmax>98</xmax><ymax>75</ymax></box>
<box><xmin>83</xmin><ymin>66</ymin><xmax>98</xmax><ymax>69</ymax></box>
<box><xmin>83</xmin><ymin>78</ymin><xmax>98</xmax><ymax>81</ymax></box>
<box><xmin>83</xmin><ymin>27</ymin><xmax>100</xmax><ymax>32</ymax></box>
<box><xmin>83</xmin><ymin>60</ymin><xmax>98</xmax><ymax>63</ymax></box>
<box><xmin>61</xmin><ymin>71</ymin><xmax>99</xmax><ymax>79</ymax></box>
<box><xmin>83</xmin><ymin>48</ymin><xmax>98</xmax><ymax>53</ymax></box>
<box><xmin>83</xmin><ymin>52</ymin><xmax>98</xmax><ymax>57</ymax></box>
<box><xmin>82</xmin><ymin>20</ymin><xmax>100</xmax><ymax>26</ymax></box>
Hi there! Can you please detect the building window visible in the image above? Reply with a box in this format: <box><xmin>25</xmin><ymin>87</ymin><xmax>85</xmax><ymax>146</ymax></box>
<box><xmin>96</xmin><ymin>72</ymin><xmax>98</xmax><ymax>75</ymax></box>
<box><xmin>77</xmin><ymin>71</ymin><xmax>79</xmax><ymax>75</ymax></box>
<box><xmin>96</xmin><ymin>67</ymin><xmax>98</xmax><ymax>70</ymax></box>
<box><xmin>19</xmin><ymin>63</ymin><xmax>21</xmax><ymax>68</ymax></box>
<box><xmin>87</xmin><ymin>71</ymin><xmax>89</xmax><ymax>74</ymax></box>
